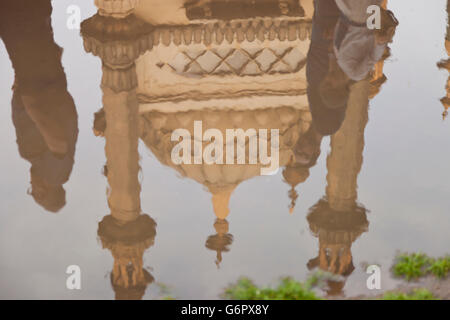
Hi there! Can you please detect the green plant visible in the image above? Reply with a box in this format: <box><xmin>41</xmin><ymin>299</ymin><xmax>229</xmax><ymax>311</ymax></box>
<box><xmin>393</xmin><ymin>253</ymin><xmax>430</xmax><ymax>280</ymax></box>
<box><xmin>393</xmin><ymin>252</ymin><xmax>450</xmax><ymax>280</ymax></box>
<box><xmin>382</xmin><ymin>289</ymin><xmax>437</xmax><ymax>300</ymax></box>
<box><xmin>427</xmin><ymin>256</ymin><xmax>450</xmax><ymax>278</ymax></box>
<box><xmin>156</xmin><ymin>282</ymin><xmax>176</xmax><ymax>300</ymax></box>
<box><xmin>223</xmin><ymin>277</ymin><xmax>321</xmax><ymax>300</ymax></box>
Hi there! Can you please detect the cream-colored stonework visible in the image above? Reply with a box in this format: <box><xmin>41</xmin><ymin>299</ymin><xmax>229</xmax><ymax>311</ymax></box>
<box><xmin>95</xmin><ymin>0</ymin><xmax>140</xmax><ymax>18</ymax></box>
<box><xmin>136</xmin><ymin>22</ymin><xmax>311</xmax><ymax>107</ymax></box>
<box><xmin>82</xmin><ymin>0</ymin><xmax>316</xmax><ymax>219</ymax></box>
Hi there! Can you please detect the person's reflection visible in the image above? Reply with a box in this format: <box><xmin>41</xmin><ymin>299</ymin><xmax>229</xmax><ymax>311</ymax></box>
<box><xmin>81</xmin><ymin>13</ymin><xmax>156</xmax><ymax>300</ymax></box>
<box><xmin>0</xmin><ymin>0</ymin><xmax>78</xmax><ymax>212</ymax></box>
<box><xmin>297</xmin><ymin>0</ymin><xmax>397</xmax><ymax>164</ymax></box>
<box><xmin>303</xmin><ymin>0</ymin><xmax>397</xmax><ymax>296</ymax></box>
<box><xmin>293</xmin><ymin>0</ymin><xmax>342</xmax><ymax>166</ymax></box>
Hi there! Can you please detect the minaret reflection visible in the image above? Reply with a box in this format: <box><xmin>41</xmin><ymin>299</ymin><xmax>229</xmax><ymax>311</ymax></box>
<box><xmin>438</xmin><ymin>0</ymin><xmax>450</xmax><ymax>120</ymax></box>
<box><xmin>81</xmin><ymin>10</ymin><xmax>156</xmax><ymax>300</ymax></box>
<box><xmin>0</xmin><ymin>0</ymin><xmax>78</xmax><ymax>213</ymax></box>
<box><xmin>304</xmin><ymin>0</ymin><xmax>396</xmax><ymax>296</ymax></box>
<box><xmin>307</xmin><ymin>80</ymin><xmax>370</xmax><ymax>296</ymax></box>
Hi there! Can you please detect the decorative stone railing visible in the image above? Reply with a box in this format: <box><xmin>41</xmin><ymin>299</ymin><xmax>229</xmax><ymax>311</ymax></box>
<box><xmin>151</xmin><ymin>18</ymin><xmax>311</xmax><ymax>47</ymax></box>
<box><xmin>82</xmin><ymin>15</ymin><xmax>312</xmax><ymax>59</ymax></box>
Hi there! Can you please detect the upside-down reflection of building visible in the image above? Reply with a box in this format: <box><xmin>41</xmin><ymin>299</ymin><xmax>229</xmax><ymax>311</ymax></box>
<box><xmin>305</xmin><ymin>0</ymin><xmax>395</xmax><ymax>296</ymax></box>
<box><xmin>307</xmin><ymin>79</ymin><xmax>370</xmax><ymax>296</ymax></box>
<box><xmin>85</xmin><ymin>0</ymin><xmax>317</xmax><ymax>267</ymax></box>
<box><xmin>305</xmin><ymin>57</ymin><xmax>393</xmax><ymax>297</ymax></box>
<box><xmin>369</xmin><ymin>47</ymin><xmax>390</xmax><ymax>100</ymax></box>
<box><xmin>83</xmin><ymin>0</ymin><xmax>398</xmax><ymax>295</ymax></box>
<box><xmin>140</xmin><ymin>102</ymin><xmax>315</xmax><ymax>266</ymax></box>
<box><xmin>438</xmin><ymin>0</ymin><xmax>450</xmax><ymax>120</ymax></box>
<box><xmin>81</xmin><ymin>10</ymin><xmax>157</xmax><ymax>300</ymax></box>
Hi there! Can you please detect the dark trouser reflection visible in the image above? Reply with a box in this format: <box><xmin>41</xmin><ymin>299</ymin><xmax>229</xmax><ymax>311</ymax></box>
<box><xmin>0</xmin><ymin>0</ymin><xmax>78</xmax><ymax>213</ymax></box>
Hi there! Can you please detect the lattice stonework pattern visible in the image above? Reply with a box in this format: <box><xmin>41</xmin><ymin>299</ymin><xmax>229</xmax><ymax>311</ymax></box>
<box><xmin>167</xmin><ymin>47</ymin><xmax>306</xmax><ymax>76</ymax></box>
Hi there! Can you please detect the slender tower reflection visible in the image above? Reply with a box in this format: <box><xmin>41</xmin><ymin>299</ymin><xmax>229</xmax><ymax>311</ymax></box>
<box><xmin>81</xmin><ymin>10</ymin><xmax>156</xmax><ymax>300</ymax></box>
<box><xmin>97</xmin><ymin>72</ymin><xmax>157</xmax><ymax>299</ymax></box>
<box><xmin>438</xmin><ymin>0</ymin><xmax>450</xmax><ymax>120</ymax></box>
<box><xmin>307</xmin><ymin>79</ymin><xmax>370</xmax><ymax>296</ymax></box>
<box><xmin>304</xmin><ymin>0</ymin><xmax>397</xmax><ymax>295</ymax></box>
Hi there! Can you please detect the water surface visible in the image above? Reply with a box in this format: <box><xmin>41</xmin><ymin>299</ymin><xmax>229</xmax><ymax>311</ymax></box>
<box><xmin>0</xmin><ymin>0</ymin><xmax>449</xmax><ymax>299</ymax></box>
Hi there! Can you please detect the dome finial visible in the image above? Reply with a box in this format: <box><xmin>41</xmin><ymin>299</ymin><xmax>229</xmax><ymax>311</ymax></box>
<box><xmin>205</xmin><ymin>219</ymin><xmax>233</xmax><ymax>268</ymax></box>
<box><xmin>288</xmin><ymin>186</ymin><xmax>298</xmax><ymax>214</ymax></box>
<box><xmin>210</xmin><ymin>186</ymin><xmax>236</xmax><ymax>220</ymax></box>
<box><xmin>282</xmin><ymin>162</ymin><xmax>310</xmax><ymax>214</ymax></box>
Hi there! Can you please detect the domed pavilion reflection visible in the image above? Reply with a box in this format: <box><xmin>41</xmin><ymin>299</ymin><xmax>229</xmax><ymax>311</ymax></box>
<box><xmin>81</xmin><ymin>0</ymin><xmax>395</xmax><ymax>298</ymax></box>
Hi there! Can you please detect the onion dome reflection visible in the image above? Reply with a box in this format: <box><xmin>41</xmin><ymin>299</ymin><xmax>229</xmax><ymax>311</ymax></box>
<box><xmin>133</xmin><ymin>0</ymin><xmax>315</xmax><ymax>265</ymax></box>
<box><xmin>84</xmin><ymin>0</ymin><xmax>323</xmax><ymax>268</ymax></box>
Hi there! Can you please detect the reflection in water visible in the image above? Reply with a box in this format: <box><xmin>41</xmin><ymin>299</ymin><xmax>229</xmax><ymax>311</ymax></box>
<box><xmin>96</xmin><ymin>79</ymin><xmax>157</xmax><ymax>300</ymax></box>
<box><xmin>304</xmin><ymin>0</ymin><xmax>396</xmax><ymax>296</ymax></box>
<box><xmin>438</xmin><ymin>0</ymin><xmax>450</xmax><ymax>120</ymax></box>
<box><xmin>79</xmin><ymin>0</ymin><xmax>397</xmax><ymax>298</ymax></box>
<box><xmin>205</xmin><ymin>219</ymin><xmax>233</xmax><ymax>268</ymax></box>
<box><xmin>184</xmin><ymin>0</ymin><xmax>306</xmax><ymax>20</ymax></box>
<box><xmin>136</xmin><ymin>0</ymin><xmax>315</xmax><ymax>263</ymax></box>
<box><xmin>81</xmin><ymin>12</ymin><xmax>156</xmax><ymax>299</ymax></box>
<box><xmin>0</xmin><ymin>0</ymin><xmax>78</xmax><ymax>213</ymax></box>
<box><xmin>306</xmin><ymin>79</ymin><xmax>371</xmax><ymax>296</ymax></box>
<box><xmin>85</xmin><ymin>0</ymin><xmax>317</xmax><ymax>271</ymax></box>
